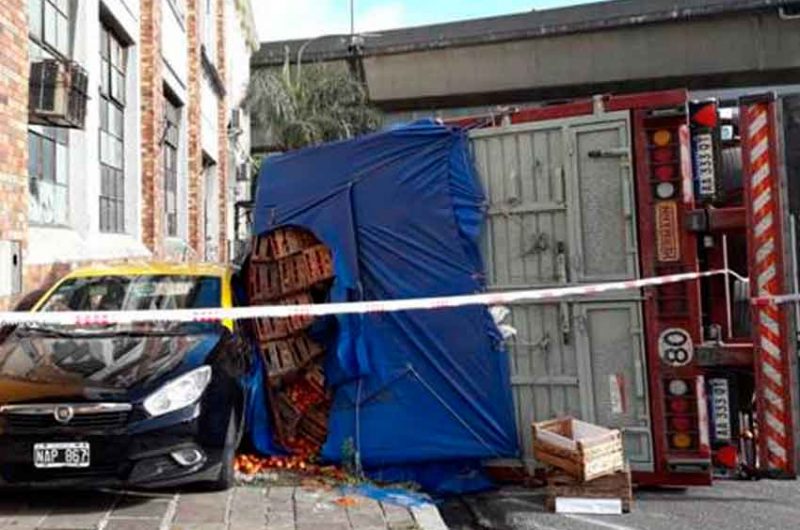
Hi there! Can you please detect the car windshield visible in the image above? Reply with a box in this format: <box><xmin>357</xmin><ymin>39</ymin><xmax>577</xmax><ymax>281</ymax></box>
<box><xmin>28</xmin><ymin>274</ymin><xmax>224</xmax><ymax>335</ymax></box>
<box><xmin>40</xmin><ymin>275</ymin><xmax>222</xmax><ymax>312</ymax></box>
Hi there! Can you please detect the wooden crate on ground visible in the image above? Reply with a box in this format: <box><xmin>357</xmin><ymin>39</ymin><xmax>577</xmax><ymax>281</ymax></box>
<box><xmin>545</xmin><ymin>468</ymin><xmax>633</xmax><ymax>513</ymax></box>
<box><xmin>532</xmin><ymin>417</ymin><xmax>624</xmax><ymax>482</ymax></box>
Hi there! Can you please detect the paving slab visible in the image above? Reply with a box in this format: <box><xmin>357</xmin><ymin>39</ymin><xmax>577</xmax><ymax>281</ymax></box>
<box><xmin>380</xmin><ymin>502</ymin><xmax>417</xmax><ymax>530</ymax></box>
<box><xmin>228</xmin><ymin>487</ymin><xmax>266</xmax><ymax>529</ymax></box>
<box><xmin>110</xmin><ymin>497</ymin><xmax>171</xmax><ymax>519</ymax></box>
<box><xmin>0</xmin><ymin>486</ymin><xmax>445</xmax><ymax>530</ymax></box>
<box><xmin>102</xmin><ymin>520</ymin><xmax>162</xmax><ymax>530</ymax></box>
<box><xmin>172</xmin><ymin>491</ymin><xmax>231</xmax><ymax>525</ymax></box>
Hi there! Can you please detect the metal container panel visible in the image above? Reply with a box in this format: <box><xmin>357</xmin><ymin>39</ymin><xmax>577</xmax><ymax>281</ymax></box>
<box><xmin>507</xmin><ymin>302</ymin><xmax>582</xmax><ymax>462</ymax></box>
<box><xmin>472</xmin><ymin>126</ymin><xmax>567</xmax><ymax>288</ymax></box>
<box><xmin>576</xmin><ymin>301</ymin><xmax>653</xmax><ymax>469</ymax></box>
<box><xmin>470</xmin><ymin>113</ymin><xmax>654</xmax><ymax>470</ymax></box>
<box><xmin>570</xmin><ymin>122</ymin><xmax>638</xmax><ymax>281</ymax></box>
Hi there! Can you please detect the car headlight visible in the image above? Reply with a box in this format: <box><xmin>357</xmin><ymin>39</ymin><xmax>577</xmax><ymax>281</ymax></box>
<box><xmin>143</xmin><ymin>366</ymin><xmax>212</xmax><ymax>417</ymax></box>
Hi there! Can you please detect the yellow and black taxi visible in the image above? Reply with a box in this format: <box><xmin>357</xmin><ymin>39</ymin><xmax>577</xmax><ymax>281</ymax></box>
<box><xmin>0</xmin><ymin>263</ymin><xmax>251</xmax><ymax>490</ymax></box>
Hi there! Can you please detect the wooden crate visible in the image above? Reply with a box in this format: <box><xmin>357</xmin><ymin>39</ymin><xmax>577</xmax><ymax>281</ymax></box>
<box><xmin>263</xmin><ymin>340</ymin><xmax>298</xmax><ymax>376</ymax></box>
<box><xmin>280</xmin><ymin>293</ymin><xmax>315</xmax><ymax>332</ymax></box>
<box><xmin>545</xmin><ymin>468</ymin><xmax>633</xmax><ymax>513</ymax></box>
<box><xmin>275</xmin><ymin>393</ymin><xmax>303</xmax><ymax>435</ymax></box>
<box><xmin>304</xmin><ymin>244</ymin><xmax>334</xmax><ymax>284</ymax></box>
<box><xmin>248</xmin><ymin>261</ymin><xmax>281</xmax><ymax>301</ymax></box>
<box><xmin>298</xmin><ymin>404</ymin><xmax>330</xmax><ymax>445</ymax></box>
<box><xmin>279</xmin><ymin>253</ymin><xmax>311</xmax><ymax>295</ymax></box>
<box><xmin>532</xmin><ymin>417</ymin><xmax>624</xmax><ymax>482</ymax></box>
<box><xmin>251</xmin><ymin>235</ymin><xmax>273</xmax><ymax>262</ymax></box>
<box><xmin>270</xmin><ymin>228</ymin><xmax>315</xmax><ymax>259</ymax></box>
<box><xmin>293</xmin><ymin>335</ymin><xmax>324</xmax><ymax>365</ymax></box>
<box><xmin>304</xmin><ymin>364</ymin><xmax>326</xmax><ymax>394</ymax></box>
<box><xmin>254</xmin><ymin>316</ymin><xmax>292</xmax><ymax>341</ymax></box>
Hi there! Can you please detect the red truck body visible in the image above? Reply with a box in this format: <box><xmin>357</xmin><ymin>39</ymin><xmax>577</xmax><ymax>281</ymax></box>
<box><xmin>458</xmin><ymin>89</ymin><xmax>800</xmax><ymax>486</ymax></box>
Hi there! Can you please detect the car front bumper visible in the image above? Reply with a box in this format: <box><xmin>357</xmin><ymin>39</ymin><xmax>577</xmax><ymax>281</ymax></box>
<box><xmin>0</xmin><ymin>411</ymin><xmax>223</xmax><ymax>489</ymax></box>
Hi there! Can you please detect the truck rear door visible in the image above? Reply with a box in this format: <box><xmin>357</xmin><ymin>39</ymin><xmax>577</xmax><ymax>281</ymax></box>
<box><xmin>470</xmin><ymin>111</ymin><xmax>654</xmax><ymax>471</ymax></box>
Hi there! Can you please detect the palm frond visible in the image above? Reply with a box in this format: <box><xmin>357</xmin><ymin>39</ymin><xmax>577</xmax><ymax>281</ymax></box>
<box><xmin>246</xmin><ymin>52</ymin><xmax>382</xmax><ymax>151</ymax></box>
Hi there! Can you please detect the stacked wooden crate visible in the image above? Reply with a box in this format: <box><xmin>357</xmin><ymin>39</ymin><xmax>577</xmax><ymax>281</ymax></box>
<box><xmin>532</xmin><ymin>417</ymin><xmax>632</xmax><ymax>513</ymax></box>
<box><xmin>248</xmin><ymin>227</ymin><xmax>335</xmax><ymax>454</ymax></box>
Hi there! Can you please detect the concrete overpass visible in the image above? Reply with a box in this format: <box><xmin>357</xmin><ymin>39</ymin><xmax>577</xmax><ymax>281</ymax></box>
<box><xmin>252</xmin><ymin>0</ymin><xmax>800</xmax><ymax>110</ymax></box>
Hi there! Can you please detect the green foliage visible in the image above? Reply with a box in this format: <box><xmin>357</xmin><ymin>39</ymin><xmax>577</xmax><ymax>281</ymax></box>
<box><xmin>246</xmin><ymin>51</ymin><xmax>382</xmax><ymax>151</ymax></box>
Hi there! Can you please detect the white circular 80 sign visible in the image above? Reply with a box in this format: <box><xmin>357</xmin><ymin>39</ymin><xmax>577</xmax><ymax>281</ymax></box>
<box><xmin>658</xmin><ymin>328</ymin><xmax>693</xmax><ymax>367</ymax></box>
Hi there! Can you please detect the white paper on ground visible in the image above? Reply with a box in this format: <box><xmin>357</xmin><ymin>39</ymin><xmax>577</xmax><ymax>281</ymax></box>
<box><xmin>555</xmin><ymin>497</ymin><xmax>623</xmax><ymax>515</ymax></box>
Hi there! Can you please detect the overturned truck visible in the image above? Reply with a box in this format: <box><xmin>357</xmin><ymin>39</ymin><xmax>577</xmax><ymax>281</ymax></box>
<box><xmin>244</xmin><ymin>89</ymin><xmax>800</xmax><ymax>490</ymax></box>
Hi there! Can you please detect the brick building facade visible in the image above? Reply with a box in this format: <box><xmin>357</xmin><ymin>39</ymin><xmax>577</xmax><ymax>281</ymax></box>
<box><xmin>0</xmin><ymin>0</ymin><xmax>257</xmax><ymax>309</ymax></box>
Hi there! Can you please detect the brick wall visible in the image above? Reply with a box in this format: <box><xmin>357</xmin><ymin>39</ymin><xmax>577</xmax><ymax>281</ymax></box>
<box><xmin>140</xmin><ymin>0</ymin><xmax>165</xmax><ymax>258</ymax></box>
<box><xmin>186</xmin><ymin>0</ymin><xmax>205</xmax><ymax>258</ymax></box>
<box><xmin>215</xmin><ymin>0</ymin><xmax>229</xmax><ymax>263</ymax></box>
<box><xmin>0</xmin><ymin>0</ymin><xmax>236</xmax><ymax>310</ymax></box>
<box><xmin>0</xmin><ymin>2</ymin><xmax>29</xmax><ymax>309</ymax></box>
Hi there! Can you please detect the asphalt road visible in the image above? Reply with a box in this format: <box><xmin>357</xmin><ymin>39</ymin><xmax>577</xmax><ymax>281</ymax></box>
<box><xmin>441</xmin><ymin>479</ymin><xmax>800</xmax><ymax>530</ymax></box>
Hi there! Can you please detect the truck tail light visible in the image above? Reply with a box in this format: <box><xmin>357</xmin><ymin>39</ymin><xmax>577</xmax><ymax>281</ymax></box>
<box><xmin>653</xmin><ymin>129</ymin><xmax>672</xmax><ymax>146</ymax></box>
<box><xmin>668</xmin><ymin>379</ymin><xmax>689</xmax><ymax>396</ymax></box>
<box><xmin>655</xmin><ymin>165</ymin><xmax>676</xmax><ymax>180</ymax></box>
<box><xmin>672</xmin><ymin>432</ymin><xmax>693</xmax><ymax>449</ymax></box>
<box><xmin>665</xmin><ymin>377</ymin><xmax>702</xmax><ymax>451</ymax></box>
<box><xmin>669</xmin><ymin>398</ymin><xmax>690</xmax><ymax>414</ymax></box>
<box><xmin>671</xmin><ymin>416</ymin><xmax>692</xmax><ymax>431</ymax></box>
<box><xmin>653</xmin><ymin>147</ymin><xmax>673</xmax><ymax>164</ymax></box>
<box><xmin>715</xmin><ymin>445</ymin><xmax>738</xmax><ymax>469</ymax></box>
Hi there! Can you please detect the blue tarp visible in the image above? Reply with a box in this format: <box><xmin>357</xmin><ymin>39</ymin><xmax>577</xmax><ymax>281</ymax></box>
<box><xmin>245</xmin><ymin>121</ymin><xmax>518</xmax><ymax>493</ymax></box>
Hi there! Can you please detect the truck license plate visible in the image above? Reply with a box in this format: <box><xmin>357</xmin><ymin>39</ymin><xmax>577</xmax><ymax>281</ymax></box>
<box><xmin>708</xmin><ymin>379</ymin><xmax>731</xmax><ymax>442</ymax></box>
<box><xmin>33</xmin><ymin>442</ymin><xmax>90</xmax><ymax>469</ymax></box>
<box><xmin>694</xmin><ymin>132</ymin><xmax>716</xmax><ymax>197</ymax></box>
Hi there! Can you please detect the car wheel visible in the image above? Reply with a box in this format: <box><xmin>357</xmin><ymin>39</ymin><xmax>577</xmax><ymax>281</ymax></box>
<box><xmin>207</xmin><ymin>411</ymin><xmax>238</xmax><ymax>491</ymax></box>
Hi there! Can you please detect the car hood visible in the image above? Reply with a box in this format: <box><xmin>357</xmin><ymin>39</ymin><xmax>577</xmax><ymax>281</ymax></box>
<box><xmin>0</xmin><ymin>330</ymin><xmax>222</xmax><ymax>403</ymax></box>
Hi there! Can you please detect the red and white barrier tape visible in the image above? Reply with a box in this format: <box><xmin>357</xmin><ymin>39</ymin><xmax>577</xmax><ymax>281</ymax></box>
<box><xmin>753</xmin><ymin>293</ymin><xmax>800</xmax><ymax>306</ymax></box>
<box><xmin>0</xmin><ymin>269</ymin><xmax>731</xmax><ymax>327</ymax></box>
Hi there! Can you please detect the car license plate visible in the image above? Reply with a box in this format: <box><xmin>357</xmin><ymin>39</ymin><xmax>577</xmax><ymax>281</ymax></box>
<box><xmin>33</xmin><ymin>442</ymin><xmax>90</xmax><ymax>469</ymax></box>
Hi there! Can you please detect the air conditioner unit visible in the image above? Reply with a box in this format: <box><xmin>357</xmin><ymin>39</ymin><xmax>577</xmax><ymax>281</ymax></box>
<box><xmin>229</xmin><ymin>108</ymin><xmax>243</xmax><ymax>134</ymax></box>
<box><xmin>29</xmin><ymin>59</ymin><xmax>89</xmax><ymax>129</ymax></box>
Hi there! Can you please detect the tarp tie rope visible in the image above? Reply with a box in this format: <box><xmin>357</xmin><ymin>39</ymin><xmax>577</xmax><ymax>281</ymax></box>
<box><xmin>407</xmin><ymin>364</ymin><xmax>503</xmax><ymax>459</ymax></box>
<box><xmin>355</xmin><ymin>377</ymin><xmax>364</xmax><ymax>477</ymax></box>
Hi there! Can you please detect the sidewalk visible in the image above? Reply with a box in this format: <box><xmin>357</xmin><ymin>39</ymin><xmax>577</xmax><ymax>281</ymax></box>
<box><xmin>0</xmin><ymin>486</ymin><xmax>448</xmax><ymax>530</ymax></box>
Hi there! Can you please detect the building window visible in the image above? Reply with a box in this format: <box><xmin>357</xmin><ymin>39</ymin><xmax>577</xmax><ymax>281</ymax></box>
<box><xmin>28</xmin><ymin>128</ymin><xmax>69</xmax><ymax>225</ymax></box>
<box><xmin>163</xmin><ymin>96</ymin><xmax>181</xmax><ymax>238</ymax></box>
<box><xmin>27</xmin><ymin>0</ymin><xmax>71</xmax><ymax>226</ymax></box>
<box><xmin>28</xmin><ymin>0</ymin><xmax>70</xmax><ymax>58</ymax></box>
<box><xmin>99</xmin><ymin>25</ymin><xmax>127</xmax><ymax>233</ymax></box>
